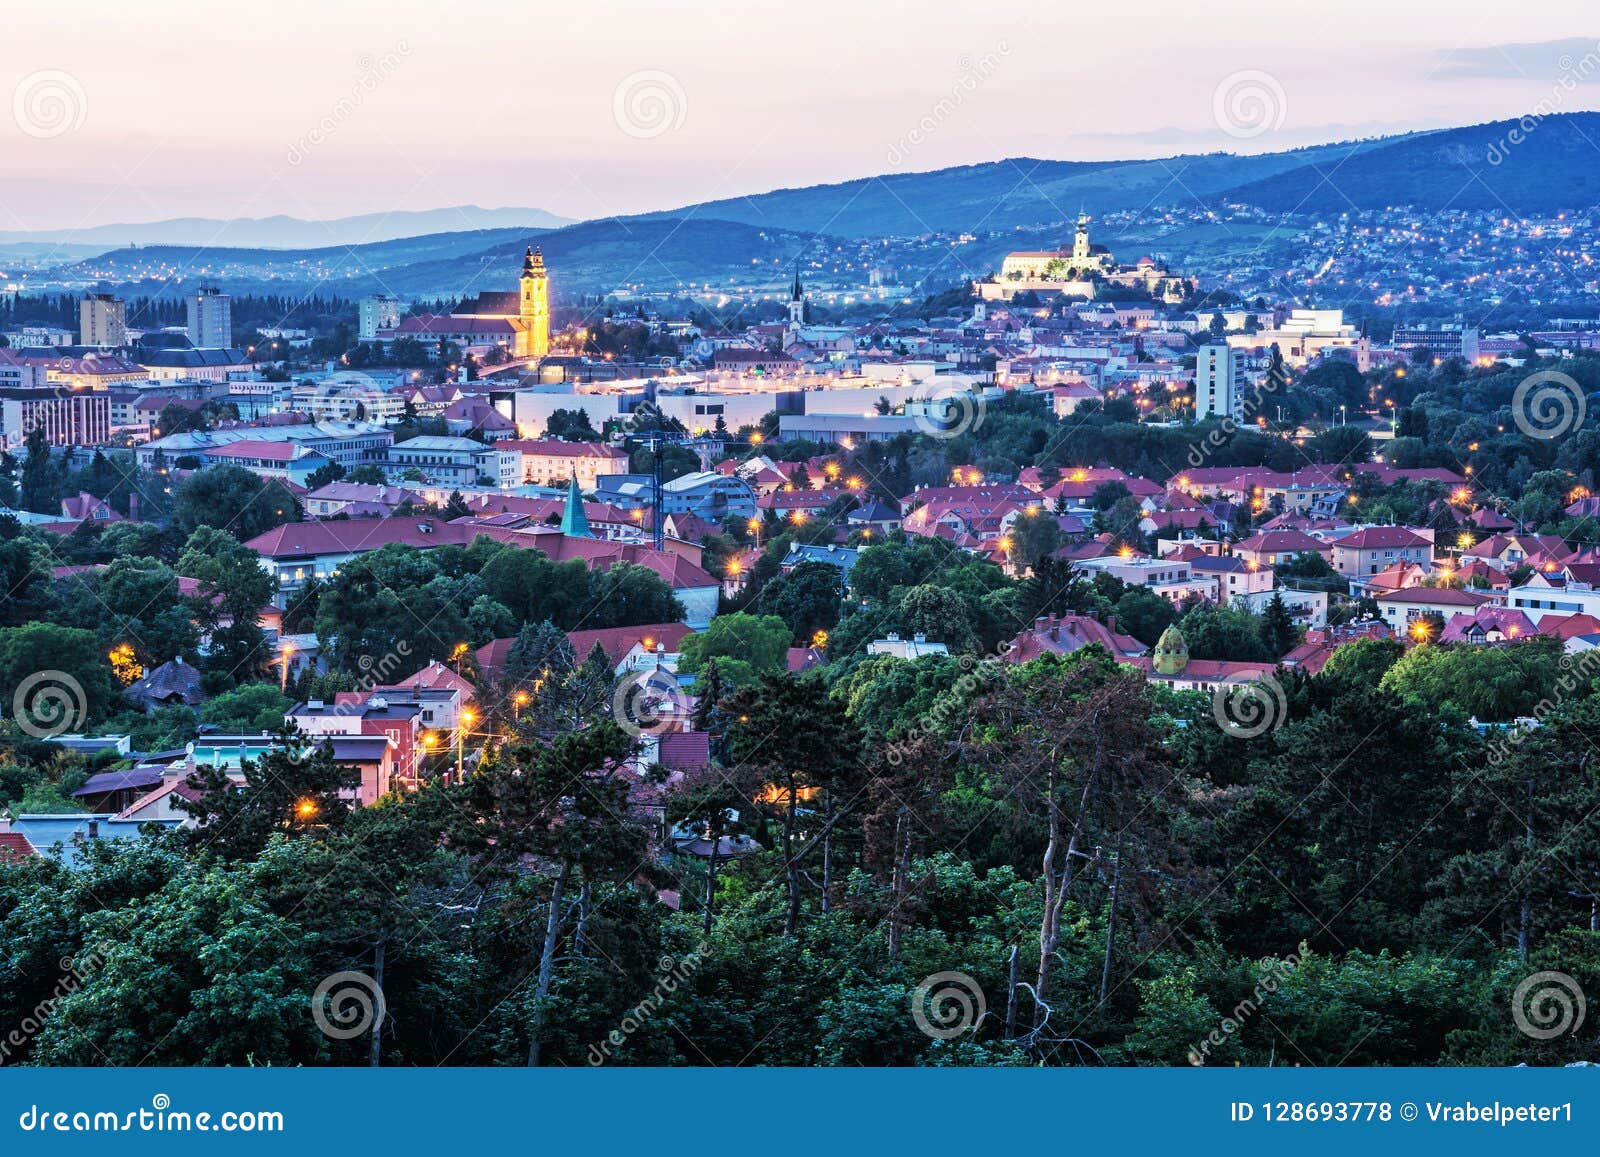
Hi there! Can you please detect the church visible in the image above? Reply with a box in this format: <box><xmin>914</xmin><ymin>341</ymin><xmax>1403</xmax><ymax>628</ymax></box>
<box><xmin>381</xmin><ymin>246</ymin><xmax>551</xmax><ymax>359</ymax></box>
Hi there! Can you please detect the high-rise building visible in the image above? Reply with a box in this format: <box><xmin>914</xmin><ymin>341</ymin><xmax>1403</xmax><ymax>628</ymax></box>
<box><xmin>1195</xmin><ymin>344</ymin><xmax>1244</xmax><ymax>422</ymax></box>
<box><xmin>358</xmin><ymin>295</ymin><xmax>404</xmax><ymax>341</ymax></box>
<box><xmin>187</xmin><ymin>287</ymin><xmax>232</xmax><ymax>348</ymax></box>
<box><xmin>79</xmin><ymin>294</ymin><xmax>127</xmax><ymax>348</ymax></box>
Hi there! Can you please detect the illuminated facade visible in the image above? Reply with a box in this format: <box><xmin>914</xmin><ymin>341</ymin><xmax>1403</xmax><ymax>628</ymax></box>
<box><xmin>519</xmin><ymin>246</ymin><xmax>550</xmax><ymax>358</ymax></box>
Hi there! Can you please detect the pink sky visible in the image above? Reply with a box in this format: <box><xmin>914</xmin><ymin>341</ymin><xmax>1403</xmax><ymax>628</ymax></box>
<box><xmin>2</xmin><ymin>0</ymin><xmax>1598</xmax><ymax>230</ymax></box>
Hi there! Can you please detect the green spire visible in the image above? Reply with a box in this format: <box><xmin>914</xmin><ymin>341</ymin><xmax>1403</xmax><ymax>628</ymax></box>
<box><xmin>1152</xmin><ymin>624</ymin><xmax>1189</xmax><ymax>676</ymax></box>
<box><xmin>559</xmin><ymin>476</ymin><xmax>592</xmax><ymax>538</ymax></box>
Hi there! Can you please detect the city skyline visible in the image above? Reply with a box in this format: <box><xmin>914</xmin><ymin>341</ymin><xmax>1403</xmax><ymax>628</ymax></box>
<box><xmin>2</xmin><ymin>1</ymin><xmax>1598</xmax><ymax>231</ymax></box>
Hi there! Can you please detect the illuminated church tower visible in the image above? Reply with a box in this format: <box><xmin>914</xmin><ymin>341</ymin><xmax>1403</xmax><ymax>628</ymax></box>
<box><xmin>1072</xmin><ymin>211</ymin><xmax>1091</xmax><ymax>263</ymax></box>
<box><xmin>519</xmin><ymin>246</ymin><xmax>549</xmax><ymax>358</ymax></box>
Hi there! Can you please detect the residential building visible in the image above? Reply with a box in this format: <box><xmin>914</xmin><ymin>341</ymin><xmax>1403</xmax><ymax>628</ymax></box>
<box><xmin>0</xmin><ymin>389</ymin><xmax>111</xmax><ymax>449</ymax></box>
<box><xmin>79</xmin><ymin>294</ymin><xmax>127</xmax><ymax>348</ymax></box>
<box><xmin>1194</xmin><ymin>343</ymin><xmax>1243</xmax><ymax>421</ymax></box>
<box><xmin>1330</xmin><ymin>527</ymin><xmax>1433</xmax><ymax>577</ymax></box>
<box><xmin>187</xmin><ymin>287</ymin><xmax>232</xmax><ymax>348</ymax></box>
<box><xmin>359</xmin><ymin>295</ymin><xmax>405</xmax><ymax>341</ymax></box>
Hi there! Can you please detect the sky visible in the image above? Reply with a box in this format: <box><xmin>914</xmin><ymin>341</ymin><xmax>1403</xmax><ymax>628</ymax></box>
<box><xmin>3</xmin><ymin>0</ymin><xmax>1599</xmax><ymax>232</ymax></box>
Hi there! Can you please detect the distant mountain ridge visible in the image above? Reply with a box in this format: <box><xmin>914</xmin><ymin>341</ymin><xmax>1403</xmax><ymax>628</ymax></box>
<box><xmin>0</xmin><ymin>206</ymin><xmax>572</xmax><ymax>250</ymax></box>
<box><xmin>631</xmin><ymin>113</ymin><xmax>1600</xmax><ymax>236</ymax></box>
<box><xmin>18</xmin><ymin>113</ymin><xmax>1600</xmax><ymax>299</ymax></box>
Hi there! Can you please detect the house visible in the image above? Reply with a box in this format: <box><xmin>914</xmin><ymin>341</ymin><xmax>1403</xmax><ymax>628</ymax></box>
<box><xmin>1130</xmin><ymin>624</ymin><xmax>1279</xmax><ymax>693</ymax></box>
<box><xmin>503</xmin><ymin>439</ymin><xmax>630</xmax><ymax>489</ymax></box>
<box><xmin>1233</xmin><ymin>530</ymin><xmax>1330</xmax><ymax>569</ymax></box>
<box><xmin>1331</xmin><ymin>527</ymin><xmax>1433</xmax><ymax>578</ymax></box>
<box><xmin>1002</xmin><ymin>614</ymin><xmax>1147</xmax><ymax>663</ymax></box>
<box><xmin>124</xmin><ymin>658</ymin><xmax>204</xmax><ymax>713</ymax></box>
<box><xmin>290</xmin><ymin>696</ymin><xmax>423</xmax><ymax>792</ymax></box>
<box><xmin>867</xmin><ymin>633</ymin><xmax>950</xmax><ymax>660</ymax></box>
<box><xmin>1072</xmin><ymin>555</ymin><xmax>1216</xmax><ymax>605</ymax></box>
<box><xmin>662</xmin><ymin>471</ymin><xmax>758</xmax><ymax>523</ymax></box>
<box><xmin>1374</xmin><ymin>587</ymin><xmax>1493</xmax><ymax>634</ymax></box>
<box><xmin>242</xmin><ymin>518</ymin><xmax>720</xmax><ymax>626</ymax></box>
<box><xmin>1189</xmin><ymin>554</ymin><xmax>1274</xmax><ymax>603</ymax></box>
<box><xmin>782</xmin><ymin>542</ymin><xmax>859</xmax><ymax>581</ymax></box>
<box><xmin>475</xmin><ymin>622</ymin><xmax>696</xmax><ymax>684</ymax></box>
<box><xmin>303</xmin><ymin>482</ymin><xmax>425</xmax><ymax>518</ymax></box>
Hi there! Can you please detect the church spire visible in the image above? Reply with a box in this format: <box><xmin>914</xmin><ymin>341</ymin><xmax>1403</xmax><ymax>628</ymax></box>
<box><xmin>523</xmin><ymin>245</ymin><xmax>545</xmax><ymax>276</ymax></box>
<box><xmin>559</xmin><ymin>476</ymin><xmax>592</xmax><ymax>538</ymax></box>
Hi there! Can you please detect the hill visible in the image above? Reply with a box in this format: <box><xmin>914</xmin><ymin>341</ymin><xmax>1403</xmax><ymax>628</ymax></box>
<box><xmin>1223</xmin><ymin>114</ymin><xmax>1600</xmax><ymax>214</ymax></box>
<box><xmin>0</xmin><ymin>205</ymin><xmax>572</xmax><ymax>251</ymax></box>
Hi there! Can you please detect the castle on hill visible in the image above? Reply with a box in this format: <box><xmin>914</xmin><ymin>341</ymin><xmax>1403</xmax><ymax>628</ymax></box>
<box><xmin>977</xmin><ymin>213</ymin><xmax>1189</xmax><ymax>304</ymax></box>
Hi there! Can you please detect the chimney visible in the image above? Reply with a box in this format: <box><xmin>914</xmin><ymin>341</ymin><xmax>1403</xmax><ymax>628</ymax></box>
<box><xmin>1106</xmin><ymin>615</ymin><xmax>1117</xmax><ymax>633</ymax></box>
<box><xmin>128</xmin><ymin>491</ymin><xmax>139</xmax><ymax>521</ymax></box>
<box><xmin>87</xmin><ymin>819</ymin><xmax>100</xmax><ymax>839</ymax></box>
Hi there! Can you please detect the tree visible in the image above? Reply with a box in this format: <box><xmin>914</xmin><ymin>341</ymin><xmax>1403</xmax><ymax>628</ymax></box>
<box><xmin>1260</xmin><ymin>592</ymin><xmax>1298</xmax><ymax>657</ymax></box>
<box><xmin>200</xmin><ymin>682</ymin><xmax>292</xmax><ymax>732</ymax></box>
<box><xmin>965</xmin><ymin>653</ymin><xmax>1183</xmax><ymax>1054</ymax></box>
<box><xmin>727</xmin><ymin>675</ymin><xmax>864</xmax><ymax>934</ymax></box>
<box><xmin>0</xmin><ymin>622</ymin><xmax>118</xmax><ymax>730</ymax></box>
<box><xmin>176</xmin><ymin>725</ymin><xmax>361</xmax><ymax>861</ymax></box>
<box><xmin>756</xmin><ymin>560</ymin><xmax>844</xmax><ymax>643</ymax></box>
<box><xmin>677</xmin><ymin>612</ymin><xmax>791</xmax><ymax>686</ymax></box>
<box><xmin>18</xmin><ymin>427</ymin><xmax>58</xmax><ymax>515</ymax></box>
<box><xmin>177</xmin><ymin>527</ymin><xmax>275</xmax><ymax>684</ymax></box>
<box><xmin>470</xmin><ymin>724</ymin><xmax>647</xmax><ymax>1065</ymax></box>
<box><xmin>171</xmin><ymin>466</ymin><xmax>302</xmax><ymax>541</ymax></box>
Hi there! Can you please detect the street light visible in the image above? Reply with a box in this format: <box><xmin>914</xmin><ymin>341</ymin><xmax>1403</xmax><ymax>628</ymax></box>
<box><xmin>457</xmin><ymin>707</ymin><xmax>477</xmax><ymax>782</ymax></box>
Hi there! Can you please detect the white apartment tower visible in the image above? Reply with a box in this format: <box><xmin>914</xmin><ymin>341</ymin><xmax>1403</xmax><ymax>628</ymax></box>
<box><xmin>187</xmin><ymin>287</ymin><xmax>232</xmax><ymax>348</ymax></box>
<box><xmin>1195</xmin><ymin>344</ymin><xmax>1244</xmax><ymax>422</ymax></box>
<box><xmin>358</xmin><ymin>295</ymin><xmax>404</xmax><ymax>341</ymax></box>
<box><xmin>79</xmin><ymin>294</ymin><xmax>127</xmax><ymax>348</ymax></box>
